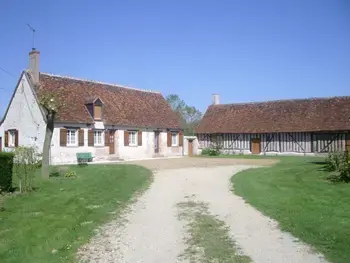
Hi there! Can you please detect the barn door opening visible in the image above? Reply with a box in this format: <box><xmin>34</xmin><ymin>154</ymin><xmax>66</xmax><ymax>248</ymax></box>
<box><xmin>251</xmin><ymin>138</ymin><xmax>261</xmax><ymax>154</ymax></box>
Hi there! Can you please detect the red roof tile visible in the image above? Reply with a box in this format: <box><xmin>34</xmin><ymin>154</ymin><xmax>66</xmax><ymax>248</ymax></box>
<box><xmin>37</xmin><ymin>73</ymin><xmax>181</xmax><ymax>129</ymax></box>
<box><xmin>196</xmin><ymin>97</ymin><xmax>350</xmax><ymax>133</ymax></box>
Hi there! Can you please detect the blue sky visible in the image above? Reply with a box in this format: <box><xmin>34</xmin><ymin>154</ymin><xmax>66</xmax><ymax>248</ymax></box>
<box><xmin>0</xmin><ymin>0</ymin><xmax>349</xmax><ymax>116</ymax></box>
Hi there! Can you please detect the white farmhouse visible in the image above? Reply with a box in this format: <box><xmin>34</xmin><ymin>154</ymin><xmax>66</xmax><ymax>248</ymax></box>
<box><xmin>0</xmin><ymin>49</ymin><xmax>184</xmax><ymax>164</ymax></box>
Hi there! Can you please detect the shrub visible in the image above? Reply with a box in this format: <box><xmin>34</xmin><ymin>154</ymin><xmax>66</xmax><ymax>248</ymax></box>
<box><xmin>326</xmin><ymin>151</ymin><xmax>350</xmax><ymax>183</ymax></box>
<box><xmin>0</xmin><ymin>187</ymin><xmax>5</xmax><ymax>211</ymax></box>
<box><xmin>13</xmin><ymin>146</ymin><xmax>40</xmax><ymax>193</ymax></box>
<box><xmin>324</xmin><ymin>151</ymin><xmax>344</xmax><ymax>172</ymax></box>
<box><xmin>64</xmin><ymin>171</ymin><xmax>76</xmax><ymax>178</ymax></box>
<box><xmin>201</xmin><ymin>148</ymin><xmax>211</xmax><ymax>155</ymax></box>
<box><xmin>201</xmin><ymin>143</ymin><xmax>222</xmax><ymax>156</ymax></box>
<box><xmin>0</xmin><ymin>152</ymin><xmax>14</xmax><ymax>192</ymax></box>
<box><xmin>49</xmin><ymin>166</ymin><xmax>68</xmax><ymax>177</ymax></box>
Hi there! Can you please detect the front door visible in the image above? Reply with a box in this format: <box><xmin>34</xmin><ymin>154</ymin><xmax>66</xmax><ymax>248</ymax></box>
<box><xmin>154</xmin><ymin>131</ymin><xmax>160</xmax><ymax>153</ymax></box>
<box><xmin>109</xmin><ymin>130</ymin><xmax>115</xmax><ymax>154</ymax></box>
<box><xmin>251</xmin><ymin>138</ymin><xmax>261</xmax><ymax>154</ymax></box>
<box><xmin>188</xmin><ymin>140</ymin><xmax>193</xmax><ymax>156</ymax></box>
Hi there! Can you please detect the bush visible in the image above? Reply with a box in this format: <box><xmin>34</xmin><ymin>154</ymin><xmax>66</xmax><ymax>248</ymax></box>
<box><xmin>64</xmin><ymin>171</ymin><xmax>76</xmax><ymax>178</ymax></box>
<box><xmin>0</xmin><ymin>152</ymin><xmax>14</xmax><ymax>192</ymax></box>
<box><xmin>201</xmin><ymin>148</ymin><xmax>211</xmax><ymax>155</ymax></box>
<box><xmin>201</xmin><ymin>143</ymin><xmax>222</xmax><ymax>156</ymax></box>
<box><xmin>326</xmin><ymin>151</ymin><xmax>350</xmax><ymax>183</ymax></box>
<box><xmin>325</xmin><ymin>151</ymin><xmax>344</xmax><ymax>172</ymax></box>
<box><xmin>13</xmin><ymin>146</ymin><xmax>40</xmax><ymax>193</ymax></box>
<box><xmin>0</xmin><ymin>187</ymin><xmax>5</xmax><ymax>211</ymax></box>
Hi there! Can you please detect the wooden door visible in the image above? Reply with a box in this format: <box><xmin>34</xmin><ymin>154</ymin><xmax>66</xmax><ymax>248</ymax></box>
<box><xmin>0</xmin><ymin>137</ymin><xmax>2</xmax><ymax>152</ymax></box>
<box><xmin>251</xmin><ymin>138</ymin><xmax>261</xmax><ymax>154</ymax></box>
<box><xmin>188</xmin><ymin>140</ymin><xmax>193</xmax><ymax>156</ymax></box>
<box><xmin>109</xmin><ymin>130</ymin><xmax>115</xmax><ymax>154</ymax></box>
<box><xmin>154</xmin><ymin>131</ymin><xmax>160</xmax><ymax>153</ymax></box>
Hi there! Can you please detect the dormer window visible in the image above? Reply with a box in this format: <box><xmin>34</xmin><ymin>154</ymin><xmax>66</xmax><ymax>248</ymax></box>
<box><xmin>85</xmin><ymin>97</ymin><xmax>104</xmax><ymax>121</ymax></box>
<box><xmin>94</xmin><ymin>104</ymin><xmax>102</xmax><ymax>120</ymax></box>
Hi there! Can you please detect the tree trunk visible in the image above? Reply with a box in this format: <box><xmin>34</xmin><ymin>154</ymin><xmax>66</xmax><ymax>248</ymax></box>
<box><xmin>41</xmin><ymin>112</ymin><xmax>55</xmax><ymax>179</ymax></box>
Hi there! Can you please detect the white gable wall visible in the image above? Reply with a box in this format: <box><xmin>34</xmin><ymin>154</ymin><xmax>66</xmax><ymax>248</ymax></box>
<box><xmin>0</xmin><ymin>124</ymin><xmax>3</xmax><ymax>150</ymax></box>
<box><xmin>1</xmin><ymin>73</ymin><xmax>46</xmax><ymax>152</ymax></box>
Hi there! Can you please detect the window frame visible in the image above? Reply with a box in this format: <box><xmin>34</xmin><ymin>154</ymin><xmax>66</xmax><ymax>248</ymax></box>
<box><xmin>171</xmin><ymin>132</ymin><xmax>178</xmax><ymax>147</ymax></box>
<box><xmin>93</xmin><ymin>130</ymin><xmax>104</xmax><ymax>146</ymax></box>
<box><xmin>66</xmin><ymin>129</ymin><xmax>78</xmax><ymax>147</ymax></box>
<box><xmin>8</xmin><ymin>130</ymin><xmax>16</xmax><ymax>147</ymax></box>
<box><xmin>129</xmin><ymin>131</ymin><xmax>138</xmax><ymax>146</ymax></box>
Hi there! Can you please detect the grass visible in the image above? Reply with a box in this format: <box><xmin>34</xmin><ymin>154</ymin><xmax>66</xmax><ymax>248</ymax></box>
<box><xmin>226</xmin><ymin>155</ymin><xmax>350</xmax><ymax>263</ymax></box>
<box><xmin>177</xmin><ymin>199</ymin><xmax>251</xmax><ymax>263</ymax></box>
<box><xmin>0</xmin><ymin>164</ymin><xmax>152</xmax><ymax>263</ymax></box>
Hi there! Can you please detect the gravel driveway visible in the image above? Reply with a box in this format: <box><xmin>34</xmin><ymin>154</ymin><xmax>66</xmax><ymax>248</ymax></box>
<box><xmin>78</xmin><ymin>158</ymin><xmax>328</xmax><ymax>263</ymax></box>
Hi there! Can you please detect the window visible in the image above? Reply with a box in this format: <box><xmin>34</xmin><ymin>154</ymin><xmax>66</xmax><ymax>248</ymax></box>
<box><xmin>129</xmin><ymin>131</ymin><xmax>138</xmax><ymax>146</ymax></box>
<box><xmin>94</xmin><ymin>105</ymin><xmax>102</xmax><ymax>120</ymax></box>
<box><xmin>171</xmin><ymin>132</ymin><xmax>178</xmax><ymax>146</ymax></box>
<box><xmin>94</xmin><ymin>130</ymin><xmax>104</xmax><ymax>146</ymax></box>
<box><xmin>67</xmin><ymin>129</ymin><xmax>77</xmax><ymax>146</ymax></box>
<box><xmin>8</xmin><ymin>131</ymin><xmax>16</xmax><ymax>147</ymax></box>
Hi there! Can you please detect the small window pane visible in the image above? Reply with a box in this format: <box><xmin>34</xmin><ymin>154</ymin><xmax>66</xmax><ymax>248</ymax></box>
<box><xmin>94</xmin><ymin>130</ymin><xmax>103</xmax><ymax>146</ymax></box>
<box><xmin>171</xmin><ymin>133</ymin><xmax>178</xmax><ymax>146</ymax></box>
<box><xmin>67</xmin><ymin>130</ymin><xmax>77</xmax><ymax>146</ymax></box>
<box><xmin>129</xmin><ymin>131</ymin><xmax>137</xmax><ymax>146</ymax></box>
<box><xmin>9</xmin><ymin>131</ymin><xmax>16</xmax><ymax>147</ymax></box>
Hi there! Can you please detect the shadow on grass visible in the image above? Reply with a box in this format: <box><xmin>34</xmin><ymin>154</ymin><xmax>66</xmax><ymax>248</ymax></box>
<box><xmin>308</xmin><ymin>161</ymin><xmax>329</xmax><ymax>171</ymax></box>
<box><xmin>309</xmin><ymin>161</ymin><xmax>327</xmax><ymax>165</ymax></box>
<box><xmin>49</xmin><ymin>172</ymin><xmax>61</xmax><ymax>177</ymax></box>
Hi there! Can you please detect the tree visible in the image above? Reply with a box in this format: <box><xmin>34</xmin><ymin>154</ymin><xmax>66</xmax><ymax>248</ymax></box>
<box><xmin>166</xmin><ymin>94</ymin><xmax>202</xmax><ymax>136</ymax></box>
<box><xmin>182</xmin><ymin>106</ymin><xmax>203</xmax><ymax>135</ymax></box>
<box><xmin>37</xmin><ymin>88</ymin><xmax>64</xmax><ymax>179</ymax></box>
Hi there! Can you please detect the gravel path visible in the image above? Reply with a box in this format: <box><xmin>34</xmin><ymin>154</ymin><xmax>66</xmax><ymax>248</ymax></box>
<box><xmin>78</xmin><ymin>164</ymin><xmax>328</xmax><ymax>263</ymax></box>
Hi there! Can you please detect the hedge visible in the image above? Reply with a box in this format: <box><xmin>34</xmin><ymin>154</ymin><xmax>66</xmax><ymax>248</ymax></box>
<box><xmin>0</xmin><ymin>152</ymin><xmax>14</xmax><ymax>192</ymax></box>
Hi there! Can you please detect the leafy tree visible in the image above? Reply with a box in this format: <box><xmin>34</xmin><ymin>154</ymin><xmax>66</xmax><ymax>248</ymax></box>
<box><xmin>166</xmin><ymin>94</ymin><xmax>202</xmax><ymax>136</ymax></box>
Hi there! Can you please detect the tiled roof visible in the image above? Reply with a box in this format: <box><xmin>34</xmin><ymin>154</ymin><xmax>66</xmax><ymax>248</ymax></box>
<box><xmin>196</xmin><ymin>96</ymin><xmax>350</xmax><ymax>133</ymax></box>
<box><xmin>37</xmin><ymin>73</ymin><xmax>181</xmax><ymax>128</ymax></box>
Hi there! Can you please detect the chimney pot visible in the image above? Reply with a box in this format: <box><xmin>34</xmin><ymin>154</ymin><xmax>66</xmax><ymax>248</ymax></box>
<box><xmin>212</xmin><ymin>94</ymin><xmax>220</xmax><ymax>105</ymax></box>
<box><xmin>29</xmin><ymin>50</ymin><xmax>40</xmax><ymax>86</ymax></box>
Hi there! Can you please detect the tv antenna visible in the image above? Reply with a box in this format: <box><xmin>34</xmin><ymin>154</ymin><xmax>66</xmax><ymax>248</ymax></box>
<box><xmin>26</xmin><ymin>24</ymin><xmax>36</xmax><ymax>50</ymax></box>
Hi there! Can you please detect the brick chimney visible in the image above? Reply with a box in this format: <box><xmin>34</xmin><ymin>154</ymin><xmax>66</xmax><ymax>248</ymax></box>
<box><xmin>29</xmin><ymin>49</ymin><xmax>40</xmax><ymax>86</ymax></box>
<box><xmin>212</xmin><ymin>93</ymin><xmax>220</xmax><ymax>105</ymax></box>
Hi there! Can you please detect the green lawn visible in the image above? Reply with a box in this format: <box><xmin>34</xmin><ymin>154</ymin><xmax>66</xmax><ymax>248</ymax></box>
<box><xmin>229</xmin><ymin>155</ymin><xmax>350</xmax><ymax>263</ymax></box>
<box><xmin>0</xmin><ymin>164</ymin><xmax>152</xmax><ymax>263</ymax></box>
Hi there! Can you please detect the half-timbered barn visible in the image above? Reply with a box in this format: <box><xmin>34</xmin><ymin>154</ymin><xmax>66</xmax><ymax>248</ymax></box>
<box><xmin>196</xmin><ymin>94</ymin><xmax>350</xmax><ymax>155</ymax></box>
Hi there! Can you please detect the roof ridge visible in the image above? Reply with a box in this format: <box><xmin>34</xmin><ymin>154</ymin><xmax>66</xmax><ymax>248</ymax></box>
<box><xmin>39</xmin><ymin>72</ymin><xmax>161</xmax><ymax>94</ymax></box>
<box><xmin>213</xmin><ymin>95</ymin><xmax>350</xmax><ymax>107</ymax></box>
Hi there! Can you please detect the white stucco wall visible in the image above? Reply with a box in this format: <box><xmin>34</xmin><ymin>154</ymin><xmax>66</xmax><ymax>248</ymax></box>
<box><xmin>0</xmin><ymin>124</ymin><xmax>3</xmax><ymax>151</ymax></box>
<box><xmin>158</xmin><ymin>131</ymin><xmax>183</xmax><ymax>157</ymax></box>
<box><xmin>183</xmin><ymin>136</ymin><xmax>200</xmax><ymax>155</ymax></box>
<box><xmin>1</xmin><ymin>73</ymin><xmax>46</xmax><ymax>153</ymax></box>
<box><xmin>50</xmin><ymin>125</ymin><xmax>183</xmax><ymax>164</ymax></box>
<box><xmin>50</xmin><ymin>124</ymin><xmax>108</xmax><ymax>164</ymax></box>
<box><xmin>117</xmin><ymin>128</ymin><xmax>155</xmax><ymax>160</ymax></box>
